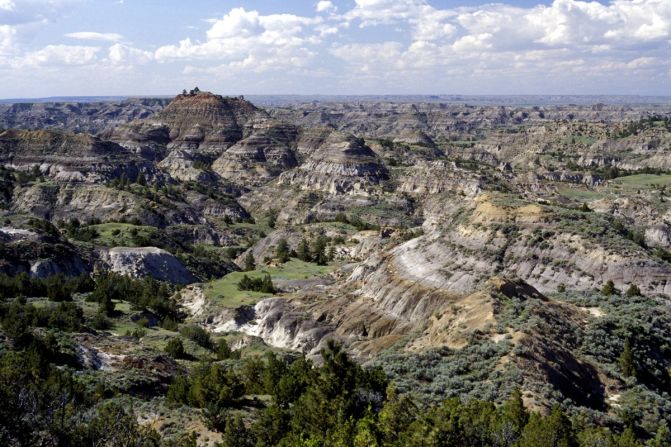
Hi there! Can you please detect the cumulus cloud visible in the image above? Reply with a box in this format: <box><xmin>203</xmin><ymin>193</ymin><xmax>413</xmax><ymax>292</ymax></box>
<box><xmin>13</xmin><ymin>44</ymin><xmax>100</xmax><ymax>68</ymax></box>
<box><xmin>2</xmin><ymin>0</ymin><xmax>671</xmax><ymax>95</ymax></box>
<box><xmin>108</xmin><ymin>43</ymin><xmax>152</xmax><ymax>65</ymax></box>
<box><xmin>331</xmin><ymin>0</ymin><xmax>671</xmax><ymax>91</ymax></box>
<box><xmin>65</xmin><ymin>32</ymin><xmax>123</xmax><ymax>42</ymax></box>
<box><xmin>155</xmin><ymin>7</ymin><xmax>322</xmax><ymax>73</ymax></box>
<box><xmin>316</xmin><ymin>1</ymin><xmax>336</xmax><ymax>13</ymax></box>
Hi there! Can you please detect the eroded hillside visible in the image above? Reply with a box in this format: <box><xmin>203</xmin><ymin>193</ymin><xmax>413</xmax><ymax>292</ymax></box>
<box><xmin>1</xmin><ymin>91</ymin><xmax>671</xmax><ymax>445</ymax></box>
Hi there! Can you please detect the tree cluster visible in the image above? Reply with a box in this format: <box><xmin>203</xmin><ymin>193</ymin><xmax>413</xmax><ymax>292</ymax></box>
<box><xmin>237</xmin><ymin>273</ymin><xmax>275</xmax><ymax>294</ymax></box>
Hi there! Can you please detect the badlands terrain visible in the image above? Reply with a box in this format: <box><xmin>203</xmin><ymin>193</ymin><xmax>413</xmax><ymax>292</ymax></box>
<box><xmin>1</xmin><ymin>90</ymin><xmax>671</xmax><ymax>446</ymax></box>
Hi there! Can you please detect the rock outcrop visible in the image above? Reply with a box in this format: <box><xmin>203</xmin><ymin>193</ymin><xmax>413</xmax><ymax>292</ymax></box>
<box><xmin>211</xmin><ymin>121</ymin><xmax>299</xmax><ymax>188</ymax></box>
<box><xmin>279</xmin><ymin>131</ymin><xmax>388</xmax><ymax>195</ymax></box>
<box><xmin>104</xmin><ymin>246</ymin><xmax>196</xmax><ymax>284</ymax></box>
<box><xmin>110</xmin><ymin>92</ymin><xmax>265</xmax><ymax>158</ymax></box>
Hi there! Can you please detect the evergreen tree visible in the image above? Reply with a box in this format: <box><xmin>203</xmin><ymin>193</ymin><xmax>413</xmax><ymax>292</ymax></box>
<box><xmin>220</xmin><ymin>415</ymin><xmax>254</xmax><ymax>447</ymax></box>
<box><xmin>165</xmin><ymin>337</ymin><xmax>185</xmax><ymax>359</ymax></box>
<box><xmin>602</xmin><ymin>280</ymin><xmax>617</xmax><ymax>296</ymax></box>
<box><xmin>519</xmin><ymin>407</ymin><xmax>577</xmax><ymax>447</ymax></box>
<box><xmin>312</xmin><ymin>235</ymin><xmax>328</xmax><ymax>266</ymax></box>
<box><xmin>267</xmin><ymin>210</ymin><xmax>277</xmax><ymax>229</ymax></box>
<box><xmin>498</xmin><ymin>388</ymin><xmax>529</xmax><ymax>444</ymax></box>
<box><xmin>619</xmin><ymin>338</ymin><xmax>636</xmax><ymax>378</ymax></box>
<box><xmin>297</xmin><ymin>238</ymin><xmax>311</xmax><ymax>262</ymax></box>
<box><xmin>649</xmin><ymin>423</ymin><xmax>671</xmax><ymax>447</ymax></box>
<box><xmin>626</xmin><ymin>283</ymin><xmax>641</xmax><ymax>297</ymax></box>
<box><xmin>216</xmin><ymin>338</ymin><xmax>233</xmax><ymax>360</ymax></box>
<box><xmin>243</xmin><ymin>252</ymin><xmax>255</xmax><ymax>271</ymax></box>
<box><xmin>99</xmin><ymin>294</ymin><xmax>115</xmax><ymax>316</ymax></box>
<box><xmin>260</xmin><ymin>274</ymin><xmax>275</xmax><ymax>294</ymax></box>
<box><xmin>275</xmin><ymin>238</ymin><xmax>290</xmax><ymax>263</ymax></box>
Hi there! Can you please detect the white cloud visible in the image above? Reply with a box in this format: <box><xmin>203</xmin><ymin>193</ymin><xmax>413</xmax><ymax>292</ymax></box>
<box><xmin>0</xmin><ymin>24</ymin><xmax>15</xmax><ymax>56</ymax></box>
<box><xmin>65</xmin><ymin>32</ymin><xmax>123</xmax><ymax>42</ymax></box>
<box><xmin>108</xmin><ymin>43</ymin><xmax>152</xmax><ymax>65</ymax></box>
<box><xmin>13</xmin><ymin>44</ymin><xmax>100</xmax><ymax>68</ymax></box>
<box><xmin>316</xmin><ymin>1</ymin><xmax>336</xmax><ymax>13</ymax></box>
<box><xmin>0</xmin><ymin>0</ymin><xmax>15</xmax><ymax>11</ymax></box>
<box><xmin>206</xmin><ymin>7</ymin><xmax>262</xmax><ymax>39</ymax></box>
<box><xmin>2</xmin><ymin>0</ymin><xmax>671</xmax><ymax>96</ymax></box>
<box><xmin>155</xmin><ymin>7</ymin><xmax>322</xmax><ymax>73</ymax></box>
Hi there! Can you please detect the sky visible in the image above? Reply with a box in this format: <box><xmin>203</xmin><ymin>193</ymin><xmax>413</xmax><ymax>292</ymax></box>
<box><xmin>0</xmin><ymin>0</ymin><xmax>669</xmax><ymax>98</ymax></box>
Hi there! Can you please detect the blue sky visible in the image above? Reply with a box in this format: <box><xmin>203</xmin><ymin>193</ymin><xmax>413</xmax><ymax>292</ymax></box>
<box><xmin>0</xmin><ymin>0</ymin><xmax>669</xmax><ymax>97</ymax></box>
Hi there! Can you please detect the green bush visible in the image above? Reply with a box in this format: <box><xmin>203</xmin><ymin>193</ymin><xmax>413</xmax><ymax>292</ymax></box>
<box><xmin>165</xmin><ymin>337</ymin><xmax>186</xmax><ymax>359</ymax></box>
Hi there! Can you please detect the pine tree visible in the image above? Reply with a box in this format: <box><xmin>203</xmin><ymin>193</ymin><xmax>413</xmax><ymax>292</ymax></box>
<box><xmin>217</xmin><ymin>339</ymin><xmax>233</xmax><ymax>360</ymax></box>
<box><xmin>267</xmin><ymin>210</ymin><xmax>277</xmax><ymax>229</ymax></box>
<box><xmin>625</xmin><ymin>284</ymin><xmax>641</xmax><ymax>297</ymax></box>
<box><xmin>220</xmin><ymin>415</ymin><xmax>253</xmax><ymax>447</ymax></box>
<box><xmin>500</xmin><ymin>388</ymin><xmax>529</xmax><ymax>437</ymax></box>
<box><xmin>619</xmin><ymin>338</ymin><xmax>636</xmax><ymax>378</ymax></box>
<box><xmin>312</xmin><ymin>235</ymin><xmax>328</xmax><ymax>266</ymax></box>
<box><xmin>165</xmin><ymin>338</ymin><xmax>185</xmax><ymax>359</ymax></box>
<box><xmin>244</xmin><ymin>252</ymin><xmax>255</xmax><ymax>271</ymax></box>
<box><xmin>119</xmin><ymin>173</ymin><xmax>129</xmax><ymax>190</ymax></box>
<box><xmin>275</xmin><ymin>239</ymin><xmax>290</xmax><ymax>263</ymax></box>
<box><xmin>297</xmin><ymin>238</ymin><xmax>311</xmax><ymax>262</ymax></box>
<box><xmin>602</xmin><ymin>280</ymin><xmax>616</xmax><ymax>296</ymax></box>
<box><xmin>260</xmin><ymin>274</ymin><xmax>275</xmax><ymax>294</ymax></box>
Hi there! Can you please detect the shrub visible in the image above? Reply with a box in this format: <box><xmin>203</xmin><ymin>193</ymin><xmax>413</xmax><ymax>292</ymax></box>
<box><xmin>626</xmin><ymin>284</ymin><xmax>641</xmax><ymax>297</ymax></box>
<box><xmin>180</xmin><ymin>324</ymin><xmax>213</xmax><ymax>350</ymax></box>
<box><xmin>237</xmin><ymin>274</ymin><xmax>275</xmax><ymax>294</ymax></box>
<box><xmin>165</xmin><ymin>338</ymin><xmax>186</xmax><ymax>359</ymax></box>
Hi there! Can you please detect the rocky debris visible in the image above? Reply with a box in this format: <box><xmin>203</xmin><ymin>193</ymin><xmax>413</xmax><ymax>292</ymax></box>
<box><xmin>104</xmin><ymin>246</ymin><xmax>196</xmax><ymax>284</ymax></box>
<box><xmin>348</xmin><ymin>192</ymin><xmax>671</xmax><ymax>299</ymax></box>
<box><xmin>645</xmin><ymin>223</ymin><xmax>671</xmax><ymax>248</ymax></box>
<box><xmin>11</xmin><ymin>182</ymin><xmax>207</xmax><ymax>227</ymax></box>
<box><xmin>279</xmin><ymin>131</ymin><xmax>388</xmax><ymax>195</ymax></box>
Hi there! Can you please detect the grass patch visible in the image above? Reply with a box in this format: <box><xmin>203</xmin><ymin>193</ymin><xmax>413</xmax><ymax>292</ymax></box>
<box><xmin>558</xmin><ymin>188</ymin><xmax>607</xmax><ymax>202</ymax></box>
<box><xmin>90</xmin><ymin>222</ymin><xmax>158</xmax><ymax>247</ymax></box>
<box><xmin>205</xmin><ymin>259</ymin><xmax>335</xmax><ymax>308</ymax></box>
<box><xmin>610</xmin><ymin>173</ymin><xmax>671</xmax><ymax>190</ymax></box>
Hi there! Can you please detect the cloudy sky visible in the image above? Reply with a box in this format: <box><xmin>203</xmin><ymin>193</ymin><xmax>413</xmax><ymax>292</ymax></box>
<box><xmin>0</xmin><ymin>0</ymin><xmax>669</xmax><ymax>98</ymax></box>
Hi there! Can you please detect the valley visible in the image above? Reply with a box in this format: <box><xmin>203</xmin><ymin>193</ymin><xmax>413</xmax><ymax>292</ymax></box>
<box><xmin>1</xmin><ymin>90</ymin><xmax>671</xmax><ymax>446</ymax></box>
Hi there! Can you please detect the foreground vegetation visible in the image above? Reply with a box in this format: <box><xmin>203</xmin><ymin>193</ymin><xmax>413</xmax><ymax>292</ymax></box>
<box><xmin>1</xmin><ymin>271</ymin><xmax>670</xmax><ymax>446</ymax></box>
